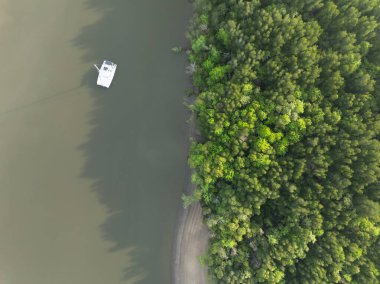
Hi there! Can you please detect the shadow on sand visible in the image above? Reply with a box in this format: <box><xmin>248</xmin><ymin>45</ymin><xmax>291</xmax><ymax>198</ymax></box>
<box><xmin>74</xmin><ymin>0</ymin><xmax>191</xmax><ymax>282</ymax></box>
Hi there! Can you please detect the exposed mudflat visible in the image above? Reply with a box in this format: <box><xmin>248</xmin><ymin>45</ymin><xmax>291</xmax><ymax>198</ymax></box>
<box><xmin>173</xmin><ymin>111</ymin><xmax>210</xmax><ymax>284</ymax></box>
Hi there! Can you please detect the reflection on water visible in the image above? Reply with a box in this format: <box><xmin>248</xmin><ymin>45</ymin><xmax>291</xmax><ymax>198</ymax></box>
<box><xmin>77</xmin><ymin>0</ymin><xmax>192</xmax><ymax>282</ymax></box>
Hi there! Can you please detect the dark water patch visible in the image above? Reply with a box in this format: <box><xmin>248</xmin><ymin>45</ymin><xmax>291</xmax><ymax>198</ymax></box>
<box><xmin>76</xmin><ymin>0</ymin><xmax>191</xmax><ymax>282</ymax></box>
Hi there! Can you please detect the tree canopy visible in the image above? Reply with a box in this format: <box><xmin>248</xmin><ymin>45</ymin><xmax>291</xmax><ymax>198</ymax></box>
<box><xmin>187</xmin><ymin>0</ymin><xmax>380</xmax><ymax>283</ymax></box>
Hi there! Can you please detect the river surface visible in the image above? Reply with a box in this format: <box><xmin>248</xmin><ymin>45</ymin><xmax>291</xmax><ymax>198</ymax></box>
<box><xmin>0</xmin><ymin>0</ymin><xmax>190</xmax><ymax>283</ymax></box>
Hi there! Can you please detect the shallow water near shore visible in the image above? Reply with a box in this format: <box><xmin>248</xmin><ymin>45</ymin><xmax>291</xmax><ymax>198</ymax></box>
<box><xmin>0</xmin><ymin>0</ymin><xmax>190</xmax><ymax>283</ymax></box>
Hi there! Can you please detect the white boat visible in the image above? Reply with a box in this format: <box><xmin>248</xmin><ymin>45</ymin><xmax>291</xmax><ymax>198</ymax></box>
<box><xmin>94</xmin><ymin>60</ymin><xmax>117</xmax><ymax>88</ymax></box>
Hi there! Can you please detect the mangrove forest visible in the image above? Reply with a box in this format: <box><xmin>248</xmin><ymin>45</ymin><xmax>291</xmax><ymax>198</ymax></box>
<box><xmin>186</xmin><ymin>0</ymin><xmax>380</xmax><ymax>283</ymax></box>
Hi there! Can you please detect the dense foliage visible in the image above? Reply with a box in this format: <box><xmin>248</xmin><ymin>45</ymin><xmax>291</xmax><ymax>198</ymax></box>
<box><xmin>186</xmin><ymin>0</ymin><xmax>380</xmax><ymax>283</ymax></box>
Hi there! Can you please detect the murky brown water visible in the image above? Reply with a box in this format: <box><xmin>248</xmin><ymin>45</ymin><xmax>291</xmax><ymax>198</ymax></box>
<box><xmin>0</xmin><ymin>0</ymin><xmax>190</xmax><ymax>283</ymax></box>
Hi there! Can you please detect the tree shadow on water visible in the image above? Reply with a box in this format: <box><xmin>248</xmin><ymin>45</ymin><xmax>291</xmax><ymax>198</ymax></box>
<box><xmin>75</xmin><ymin>0</ymin><xmax>192</xmax><ymax>283</ymax></box>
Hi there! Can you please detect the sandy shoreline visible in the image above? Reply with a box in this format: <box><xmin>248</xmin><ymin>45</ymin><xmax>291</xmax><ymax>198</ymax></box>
<box><xmin>172</xmin><ymin>105</ymin><xmax>210</xmax><ymax>284</ymax></box>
